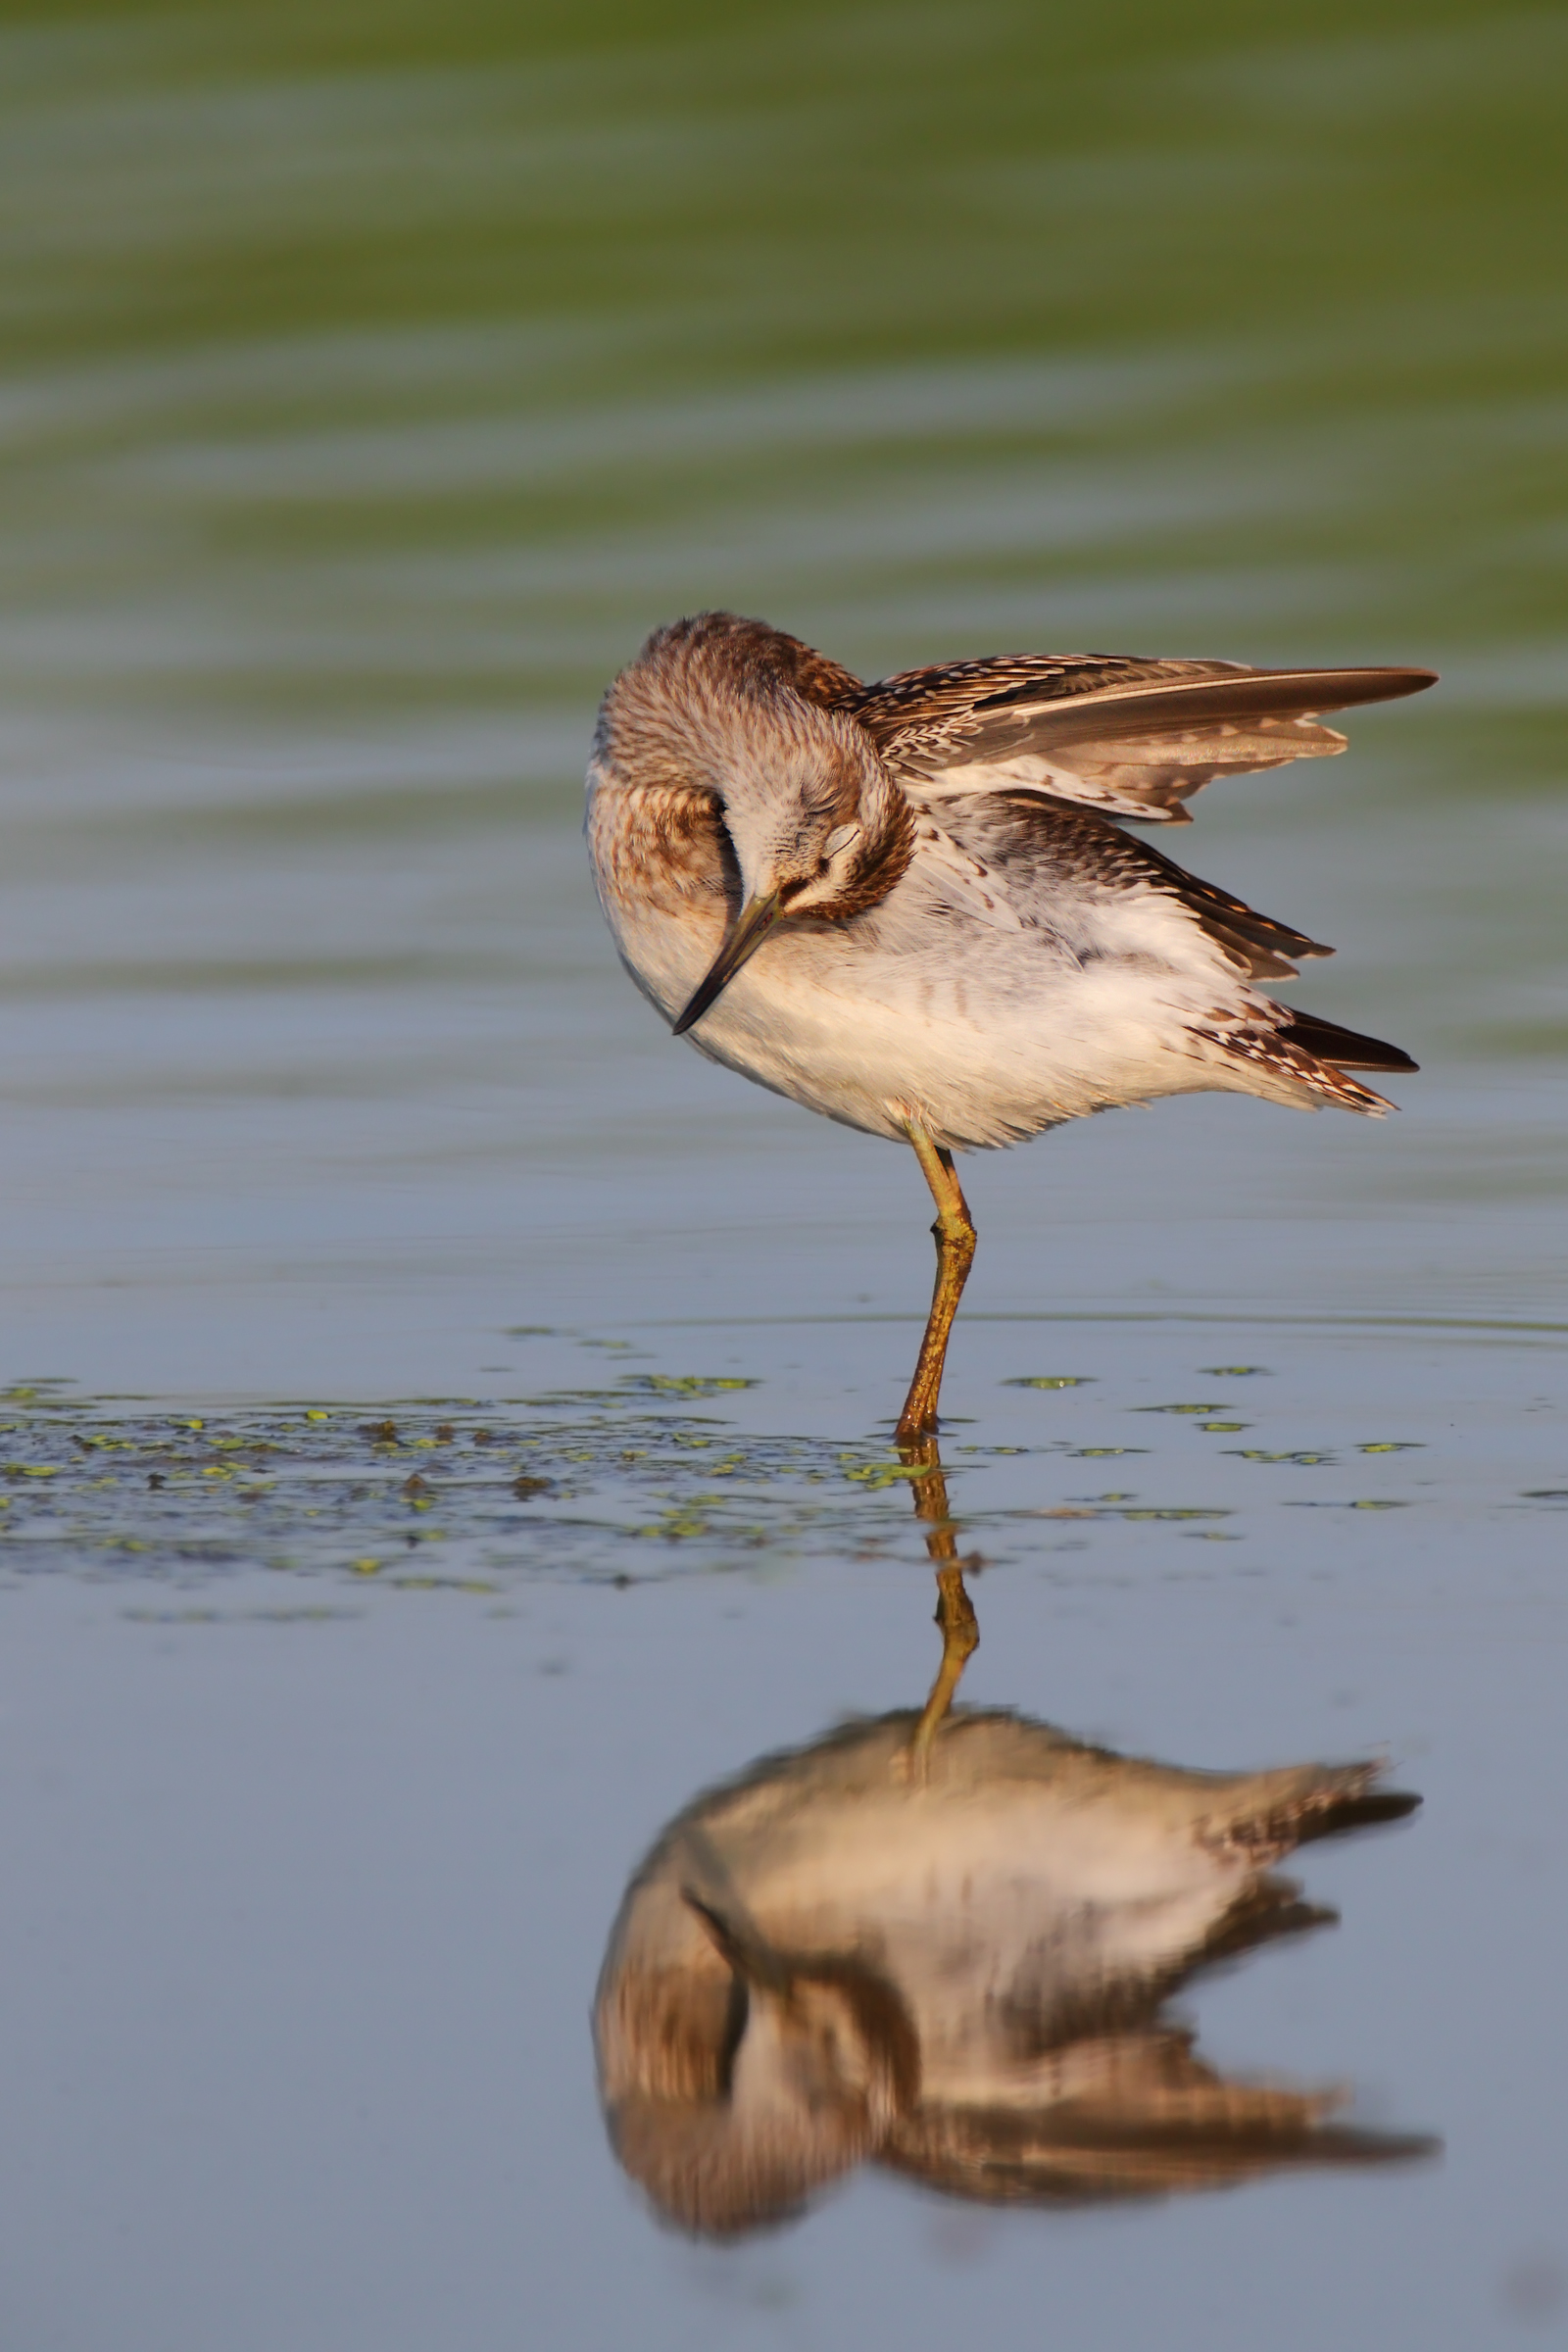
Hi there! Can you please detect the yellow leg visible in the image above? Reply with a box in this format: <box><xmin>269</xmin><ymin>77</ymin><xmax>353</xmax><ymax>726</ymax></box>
<box><xmin>899</xmin><ymin>1434</ymin><xmax>981</xmax><ymax>1774</ymax></box>
<box><xmin>895</xmin><ymin>1122</ymin><xmax>977</xmax><ymax>1446</ymax></box>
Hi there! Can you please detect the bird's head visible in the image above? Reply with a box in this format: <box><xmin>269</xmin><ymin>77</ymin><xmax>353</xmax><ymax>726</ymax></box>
<box><xmin>672</xmin><ymin>734</ymin><xmax>894</xmax><ymax>1033</ymax></box>
<box><xmin>669</xmin><ymin>681</ymin><xmax>916</xmax><ymax>1033</ymax></box>
<box><xmin>592</xmin><ymin>613</ymin><xmax>914</xmax><ymax>1035</ymax></box>
<box><xmin>681</xmin><ymin>1890</ymin><xmax>912</xmax><ymax>2130</ymax></box>
<box><xmin>598</xmin><ymin>1886</ymin><xmax>919</xmax><ymax>2237</ymax></box>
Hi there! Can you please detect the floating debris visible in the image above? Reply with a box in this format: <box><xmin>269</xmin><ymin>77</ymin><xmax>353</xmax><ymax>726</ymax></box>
<box><xmin>1133</xmin><ymin>1402</ymin><xmax>1228</xmax><ymax>1415</ymax></box>
<box><xmin>1282</xmin><ymin>1499</ymin><xmax>1410</xmax><ymax>1511</ymax></box>
<box><xmin>617</xmin><ymin>1375</ymin><xmax>757</xmax><ymax>1396</ymax></box>
<box><xmin>1226</xmin><ymin>1449</ymin><xmax>1336</xmax><ymax>1466</ymax></box>
<box><xmin>1027</xmin><ymin>1502</ymin><xmax>1232</xmax><ymax>1524</ymax></box>
<box><xmin>0</xmin><ymin>1394</ymin><xmax>931</xmax><ymax>1589</ymax></box>
<box><xmin>0</xmin><ymin>1373</ymin><xmax>1449</xmax><ymax>1594</ymax></box>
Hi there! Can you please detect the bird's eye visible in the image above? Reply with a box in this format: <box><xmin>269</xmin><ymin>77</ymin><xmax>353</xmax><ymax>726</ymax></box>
<box><xmin>821</xmin><ymin>822</ymin><xmax>861</xmax><ymax>861</ymax></box>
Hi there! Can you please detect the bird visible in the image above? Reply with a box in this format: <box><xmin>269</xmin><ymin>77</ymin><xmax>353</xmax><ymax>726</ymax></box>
<box><xmin>585</xmin><ymin>613</ymin><xmax>1437</xmax><ymax>1442</ymax></box>
<box><xmin>595</xmin><ymin>1704</ymin><xmax>1428</xmax><ymax>2237</ymax></box>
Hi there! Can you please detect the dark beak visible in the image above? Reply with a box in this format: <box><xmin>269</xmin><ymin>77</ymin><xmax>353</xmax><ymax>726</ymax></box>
<box><xmin>671</xmin><ymin>892</ymin><xmax>783</xmax><ymax>1035</ymax></box>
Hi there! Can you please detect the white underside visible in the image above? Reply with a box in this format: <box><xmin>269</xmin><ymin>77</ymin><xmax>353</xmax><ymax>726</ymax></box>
<box><xmin>590</xmin><ymin>786</ymin><xmax>1314</xmax><ymax>1150</ymax></box>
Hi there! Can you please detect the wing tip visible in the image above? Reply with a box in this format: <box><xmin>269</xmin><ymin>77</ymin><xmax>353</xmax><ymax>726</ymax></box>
<box><xmin>1334</xmin><ymin>665</ymin><xmax>1439</xmax><ymax>708</ymax></box>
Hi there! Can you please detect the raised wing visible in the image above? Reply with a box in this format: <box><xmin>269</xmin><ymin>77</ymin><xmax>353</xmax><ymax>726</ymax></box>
<box><xmin>845</xmin><ymin>655</ymin><xmax>1438</xmax><ymax>825</ymax></box>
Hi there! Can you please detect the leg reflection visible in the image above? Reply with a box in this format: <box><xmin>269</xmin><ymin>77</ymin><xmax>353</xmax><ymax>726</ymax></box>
<box><xmin>902</xmin><ymin>1435</ymin><xmax>981</xmax><ymax>1772</ymax></box>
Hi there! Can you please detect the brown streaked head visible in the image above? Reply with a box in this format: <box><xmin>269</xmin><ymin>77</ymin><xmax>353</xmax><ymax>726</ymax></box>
<box><xmin>593</xmin><ymin>613</ymin><xmax>915</xmax><ymax>1034</ymax></box>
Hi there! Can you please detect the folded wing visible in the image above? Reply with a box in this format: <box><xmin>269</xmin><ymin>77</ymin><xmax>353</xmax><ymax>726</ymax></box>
<box><xmin>845</xmin><ymin>655</ymin><xmax>1438</xmax><ymax>825</ymax></box>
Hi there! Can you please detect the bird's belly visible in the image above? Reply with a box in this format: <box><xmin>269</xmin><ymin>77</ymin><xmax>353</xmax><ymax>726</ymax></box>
<box><xmin>602</xmin><ymin>867</ymin><xmax>1240</xmax><ymax>1151</ymax></box>
<box><xmin>686</xmin><ymin>936</ymin><xmax>1223</xmax><ymax>1149</ymax></box>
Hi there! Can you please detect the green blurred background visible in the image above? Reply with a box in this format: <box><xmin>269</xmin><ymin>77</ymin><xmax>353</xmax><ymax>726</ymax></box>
<box><xmin>6</xmin><ymin>0</ymin><xmax>1562</xmax><ymax>717</ymax></box>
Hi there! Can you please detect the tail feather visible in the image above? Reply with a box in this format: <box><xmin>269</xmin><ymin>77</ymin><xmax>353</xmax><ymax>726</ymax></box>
<box><xmin>1274</xmin><ymin>1007</ymin><xmax>1417</xmax><ymax>1074</ymax></box>
<box><xmin>1196</xmin><ymin>999</ymin><xmax>1418</xmax><ymax>1115</ymax></box>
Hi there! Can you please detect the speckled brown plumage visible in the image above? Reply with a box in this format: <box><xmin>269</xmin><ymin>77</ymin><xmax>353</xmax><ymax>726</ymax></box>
<box><xmin>587</xmin><ymin>612</ymin><xmax>1431</xmax><ymax>1132</ymax></box>
<box><xmin>584</xmin><ymin>612</ymin><xmax>1434</xmax><ymax>1431</ymax></box>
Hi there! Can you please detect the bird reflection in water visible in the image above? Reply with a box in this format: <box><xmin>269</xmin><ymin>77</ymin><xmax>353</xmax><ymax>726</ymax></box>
<box><xmin>595</xmin><ymin>1440</ymin><xmax>1433</xmax><ymax>2237</ymax></box>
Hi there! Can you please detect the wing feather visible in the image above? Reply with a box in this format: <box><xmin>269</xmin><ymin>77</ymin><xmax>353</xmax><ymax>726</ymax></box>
<box><xmin>847</xmin><ymin>656</ymin><xmax>1437</xmax><ymax>824</ymax></box>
